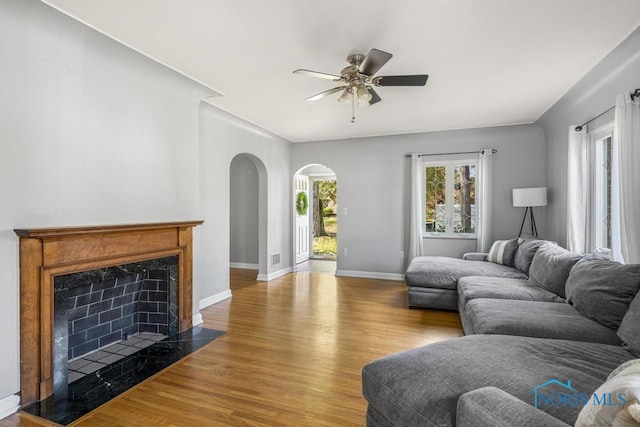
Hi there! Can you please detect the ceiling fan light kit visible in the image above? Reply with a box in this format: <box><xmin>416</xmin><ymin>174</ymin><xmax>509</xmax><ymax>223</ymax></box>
<box><xmin>294</xmin><ymin>48</ymin><xmax>429</xmax><ymax>123</ymax></box>
<box><xmin>357</xmin><ymin>85</ymin><xmax>372</xmax><ymax>104</ymax></box>
<box><xmin>337</xmin><ymin>88</ymin><xmax>352</xmax><ymax>104</ymax></box>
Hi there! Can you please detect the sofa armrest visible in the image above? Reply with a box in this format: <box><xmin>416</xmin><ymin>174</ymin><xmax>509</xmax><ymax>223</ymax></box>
<box><xmin>462</xmin><ymin>252</ymin><xmax>488</xmax><ymax>261</ymax></box>
<box><xmin>457</xmin><ymin>387</ymin><xmax>570</xmax><ymax>427</ymax></box>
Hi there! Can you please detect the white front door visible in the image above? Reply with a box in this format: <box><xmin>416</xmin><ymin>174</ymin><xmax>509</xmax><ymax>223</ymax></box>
<box><xmin>295</xmin><ymin>175</ymin><xmax>310</xmax><ymax>264</ymax></box>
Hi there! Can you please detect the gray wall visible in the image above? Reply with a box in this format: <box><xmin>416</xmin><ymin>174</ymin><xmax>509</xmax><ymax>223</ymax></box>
<box><xmin>230</xmin><ymin>155</ymin><xmax>259</xmax><ymax>265</ymax></box>
<box><xmin>537</xmin><ymin>26</ymin><xmax>640</xmax><ymax>246</ymax></box>
<box><xmin>292</xmin><ymin>124</ymin><xmax>546</xmax><ymax>275</ymax></box>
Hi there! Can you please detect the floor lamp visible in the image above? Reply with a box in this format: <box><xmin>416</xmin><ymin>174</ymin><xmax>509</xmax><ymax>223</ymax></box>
<box><xmin>512</xmin><ymin>187</ymin><xmax>547</xmax><ymax>237</ymax></box>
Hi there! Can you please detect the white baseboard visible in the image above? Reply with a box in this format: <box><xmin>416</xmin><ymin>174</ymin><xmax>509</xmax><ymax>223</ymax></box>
<box><xmin>199</xmin><ymin>290</ymin><xmax>233</xmax><ymax>310</ymax></box>
<box><xmin>0</xmin><ymin>393</ymin><xmax>20</xmax><ymax>420</ymax></box>
<box><xmin>192</xmin><ymin>313</ymin><xmax>203</xmax><ymax>326</ymax></box>
<box><xmin>335</xmin><ymin>270</ymin><xmax>405</xmax><ymax>281</ymax></box>
<box><xmin>230</xmin><ymin>262</ymin><xmax>258</xmax><ymax>270</ymax></box>
<box><xmin>257</xmin><ymin>266</ymin><xmax>293</xmax><ymax>281</ymax></box>
<box><xmin>193</xmin><ymin>290</ymin><xmax>234</xmax><ymax>326</ymax></box>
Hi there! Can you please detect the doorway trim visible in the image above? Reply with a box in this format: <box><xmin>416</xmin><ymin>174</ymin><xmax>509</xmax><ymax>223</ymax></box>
<box><xmin>291</xmin><ymin>164</ymin><xmax>338</xmax><ymax>272</ymax></box>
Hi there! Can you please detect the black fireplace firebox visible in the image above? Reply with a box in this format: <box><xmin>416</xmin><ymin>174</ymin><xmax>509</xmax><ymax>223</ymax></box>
<box><xmin>52</xmin><ymin>256</ymin><xmax>178</xmax><ymax>391</ymax></box>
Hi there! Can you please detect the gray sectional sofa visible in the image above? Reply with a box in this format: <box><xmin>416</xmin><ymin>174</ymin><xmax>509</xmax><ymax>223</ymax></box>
<box><xmin>362</xmin><ymin>238</ymin><xmax>640</xmax><ymax>426</ymax></box>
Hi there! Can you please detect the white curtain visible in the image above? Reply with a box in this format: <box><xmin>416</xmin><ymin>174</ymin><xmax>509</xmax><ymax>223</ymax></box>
<box><xmin>408</xmin><ymin>153</ymin><xmax>424</xmax><ymax>260</ymax></box>
<box><xmin>476</xmin><ymin>149</ymin><xmax>493</xmax><ymax>252</ymax></box>
<box><xmin>614</xmin><ymin>92</ymin><xmax>640</xmax><ymax>263</ymax></box>
<box><xmin>566</xmin><ymin>126</ymin><xmax>590</xmax><ymax>254</ymax></box>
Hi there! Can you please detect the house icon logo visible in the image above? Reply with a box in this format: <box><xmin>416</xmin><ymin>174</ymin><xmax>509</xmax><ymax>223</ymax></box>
<box><xmin>530</xmin><ymin>379</ymin><xmax>578</xmax><ymax>408</ymax></box>
<box><xmin>530</xmin><ymin>378</ymin><xmax>627</xmax><ymax>408</ymax></box>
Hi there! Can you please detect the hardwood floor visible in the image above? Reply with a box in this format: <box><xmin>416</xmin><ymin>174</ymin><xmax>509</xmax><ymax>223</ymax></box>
<box><xmin>2</xmin><ymin>269</ymin><xmax>462</xmax><ymax>426</ymax></box>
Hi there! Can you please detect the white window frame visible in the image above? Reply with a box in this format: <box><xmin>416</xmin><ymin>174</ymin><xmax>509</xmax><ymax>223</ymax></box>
<box><xmin>589</xmin><ymin>123</ymin><xmax>614</xmax><ymax>258</ymax></box>
<box><xmin>422</xmin><ymin>157</ymin><xmax>478</xmax><ymax>239</ymax></box>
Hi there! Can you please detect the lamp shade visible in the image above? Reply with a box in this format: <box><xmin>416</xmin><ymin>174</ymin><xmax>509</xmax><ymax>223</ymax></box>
<box><xmin>337</xmin><ymin>89</ymin><xmax>352</xmax><ymax>104</ymax></box>
<box><xmin>512</xmin><ymin>187</ymin><xmax>547</xmax><ymax>207</ymax></box>
<box><xmin>356</xmin><ymin>85</ymin><xmax>372</xmax><ymax>104</ymax></box>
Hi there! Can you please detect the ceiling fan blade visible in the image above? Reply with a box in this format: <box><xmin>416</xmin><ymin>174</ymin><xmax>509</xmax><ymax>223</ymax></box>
<box><xmin>293</xmin><ymin>69</ymin><xmax>342</xmax><ymax>81</ymax></box>
<box><xmin>375</xmin><ymin>75</ymin><xmax>429</xmax><ymax>86</ymax></box>
<box><xmin>305</xmin><ymin>86</ymin><xmax>345</xmax><ymax>101</ymax></box>
<box><xmin>359</xmin><ymin>48</ymin><xmax>393</xmax><ymax>76</ymax></box>
<box><xmin>367</xmin><ymin>87</ymin><xmax>382</xmax><ymax>105</ymax></box>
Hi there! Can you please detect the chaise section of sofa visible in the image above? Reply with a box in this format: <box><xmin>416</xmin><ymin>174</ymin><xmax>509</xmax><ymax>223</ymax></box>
<box><xmin>405</xmin><ymin>237</ymin><xmax>547</xmax><ymax>310</ymax></box>
<box><xmin>406</xmin><ymin>256</ymin><xmax>527</xmax><ymax>310</ymax></box>
<box><xmin>362</xmin><ymin>335</ymin><xmax>636</xmax><ymax>427</ymax></box>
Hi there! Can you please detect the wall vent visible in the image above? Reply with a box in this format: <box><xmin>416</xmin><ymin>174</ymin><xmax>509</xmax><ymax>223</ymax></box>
<box><xmin>271</xmin><ymin>253</ymin><xmax>281</xmax><ymax>266</ymax></box>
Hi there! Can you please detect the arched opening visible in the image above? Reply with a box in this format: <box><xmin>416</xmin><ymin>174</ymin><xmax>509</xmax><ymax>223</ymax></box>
<box><xmin>229</xmin><ymin>153</ymin><xmax>268</xmax><ymax>279</ymax></box>
<box><xmin>293</xmin><ymin>164</ymin><xmax>338</xmax><ymax>273</ymax></box>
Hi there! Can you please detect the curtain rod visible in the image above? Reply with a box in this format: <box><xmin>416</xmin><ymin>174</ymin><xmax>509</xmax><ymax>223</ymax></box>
<box><xmin>575</xmin><ymin>88</ymin><xmax>640</xmax><ymax>131</ymax></box>
<box><xmin>404</xmin><ymin>148</ymin><xmax>497</xmax><ymax>158</ymax></box>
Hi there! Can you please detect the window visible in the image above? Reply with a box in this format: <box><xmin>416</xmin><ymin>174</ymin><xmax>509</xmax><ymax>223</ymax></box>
<box><xmin>590</xmin><ymin>124</ymin><xmax>613</xmax><ymax>257</ymax></box>
<box><xmin>424</xmin><ymin>158</ymin><xmax>477</xmax><ymax>238</ymax></box>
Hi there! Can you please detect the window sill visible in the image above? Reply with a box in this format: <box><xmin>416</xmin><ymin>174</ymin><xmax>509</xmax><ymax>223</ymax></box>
<box><xmin>422</xmin><ymin>234</ymin><xmax>477</xmax><ymax>240</ymax></box>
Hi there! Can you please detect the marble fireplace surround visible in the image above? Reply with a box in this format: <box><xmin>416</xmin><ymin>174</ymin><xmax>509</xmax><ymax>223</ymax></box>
<box><xmin>14</xmin><ymin>221</ymin><xmax>203</xmax><ymax>407</ymax></box>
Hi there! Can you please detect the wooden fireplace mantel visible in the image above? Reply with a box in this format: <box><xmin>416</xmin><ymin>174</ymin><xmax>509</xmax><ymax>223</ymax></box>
<box><xmin>15</xmin><ymin>220</ymin><xmax>203</xmax><ymax>406</ymax></box>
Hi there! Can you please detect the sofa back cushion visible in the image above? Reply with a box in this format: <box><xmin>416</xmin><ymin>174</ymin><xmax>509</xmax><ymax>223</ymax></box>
<box><xmin>513</xmin><ymin>238</ymin><xmax>547</xmax><ymax>275</ymax></box>
<box><xmin>528</xmin><ymin>243</ymin><xmax>582</xmax><ymax>298</ymax></box>
<box><xmin>486</xmin><ymin>238</ymin><xmax>520</xmax><ymax>267</ymax></box>
<box><xmin>618</xmin><ymin>291</ymin><xmax>640</xmax><ymax>356</ymax></box>
<box><xmin>566</xmin><ymin>258</ymin><xmax>640</xmax><ymax>330</ymax></box>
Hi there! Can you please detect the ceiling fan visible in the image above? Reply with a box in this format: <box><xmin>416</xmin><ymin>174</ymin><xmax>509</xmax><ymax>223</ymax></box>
<box><xmin>293</xmin><ymin>48</ymin><xmax>428</xmax><ymax>122</ymax></box>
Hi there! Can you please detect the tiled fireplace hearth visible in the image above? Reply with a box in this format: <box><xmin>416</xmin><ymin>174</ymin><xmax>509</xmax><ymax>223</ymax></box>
<box><xmin>15</xmin><ymin>221</ymin><xmax>202</xmax><ymax>406</ymax></box>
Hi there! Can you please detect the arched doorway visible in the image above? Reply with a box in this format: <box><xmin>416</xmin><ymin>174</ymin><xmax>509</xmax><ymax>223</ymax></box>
<box><xmin>229</xmin><ymin>153</ymin><xmax>268</xmax><ymax>279</ymax></box>
<box><xmin>293</xmin><ymin>164</ymin><xmax>338</xmax><ymax>273</ymax></box>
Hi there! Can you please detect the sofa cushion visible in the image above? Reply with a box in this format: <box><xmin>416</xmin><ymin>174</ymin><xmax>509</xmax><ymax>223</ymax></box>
<box><xmin>575</xmin><ymin>358</ymin><xmax>640</xmax><ymax>427</ymax></box>
<box><xmin>618</xmin><ymin>292</ymin><xmax>640</xmax><ymax>357</ymax></box>
<box><xmin>362</xmin><ymin>335</ymin><xmax>635</xmax><ymax>427</ymax></box>
<box><xmin>458</xmin><ymin>276</ymin><xmax>564</xmax><ymax>309</ymax></box>
<box><xmin>462</xmin><ymin>299</ymin><xmax>621</xmax><ymax>344</ymax></box>
<box><xmin>513</xmin><ymin>238</ymin><xmax>548</xmax><ymax>275</ymax></box>
<box><xmin>487</xmin><ymin>238</ymin><xmax>520</xmax><ymax>267</ymax></box>
<box><xmin>566</xmin><ymin>258</ymin><xmax>640</xmax><ymax>329</ymax></box>
<box><xmin>528</xmin><ymin>243</ymin><xmax>583</xmax><ymax>298</ymax></box>
<box><xmin>405</xmin><ymin>256</ymin><xmax>527</xmax><ymax>290</ymax></box>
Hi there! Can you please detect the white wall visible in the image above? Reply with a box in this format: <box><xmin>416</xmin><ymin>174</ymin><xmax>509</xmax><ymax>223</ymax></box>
<box><xmin>230</xmin><ymin>155</ymin><xmax>259</xmax><ymax>265</ymax></box>
<box><xmin>537</xmin><ymin>26</ymin><xmax>640</xmax><ymax>247</ymax></box>
<box><xmin>292</xmin><ymin>124</ymin><xmax>546</xmax><ymax>275</ymax></box>
<box><xmin>0</xmin><ymin>0</ymin><xmax>293</xmax><ymax>402</ymax></box>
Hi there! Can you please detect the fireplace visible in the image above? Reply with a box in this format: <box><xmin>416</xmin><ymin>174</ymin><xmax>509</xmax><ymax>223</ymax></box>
<box><xmin>15</xmin><ymin>221</ymin><xmax>202</xmax><ymax>406</ymax></box>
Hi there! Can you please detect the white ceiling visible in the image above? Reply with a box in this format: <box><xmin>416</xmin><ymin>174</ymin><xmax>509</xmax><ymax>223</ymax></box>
<box><xmin>42</xmin><ymin>0</ymin><xmax>640</xmax><ymax>143</ymax></box>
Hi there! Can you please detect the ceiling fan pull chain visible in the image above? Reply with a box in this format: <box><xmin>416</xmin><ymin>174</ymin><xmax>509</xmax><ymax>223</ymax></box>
<box><xmin>351</xmin><ymin>91</ymin><xmax>356</xmax><ymax>123</ymax></box>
